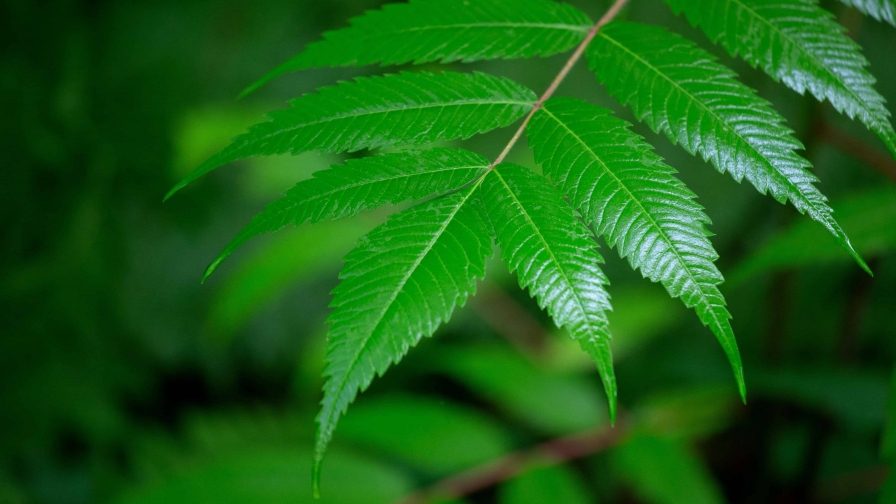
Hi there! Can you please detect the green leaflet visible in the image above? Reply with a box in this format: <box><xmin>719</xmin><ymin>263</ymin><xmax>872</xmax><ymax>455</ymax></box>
<box><xmin>663</xmin><ymin>0</ymin><xmax>896</xmax><ymax>156</ymax></box>
<box><xmin>588</xmin><ymin>22</ymin><xmax>870</xmax><ymax>275</ymax></box>
<box><xmin>840</xmin><ymin>0</ymin><xmax>896</xmax><ymax>25</ymax></box>
<box><xmin>482</xmin><ymin>164</ymin><xmax>617</xmax><ymax>421</ymax></box>
<box><xmin>527</xmin><ymin>97</ymin><xmax>745</xmax><ymax>401</ymax></box>
<box><xmin>166</xmin><ymin>72</ymin><xmax>535</xmax><ymax>199</ymax></box>
<box><xmin>242</xmin><ymin>0</ymin><xmax>592</xmax><ymax>96</ymax></box>
<box><xmin>204</xmin><ymin>148</ymin><xmax>491</xmax><ymax>280</ymax></box>
<box><xmin>314</xmin><ymin>183</ymin><xmax>492</xmax><ymax>495</ymax></box>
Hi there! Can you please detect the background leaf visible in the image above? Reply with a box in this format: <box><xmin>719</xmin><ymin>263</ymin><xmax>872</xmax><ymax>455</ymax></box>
<box><xmin>613</xmin><ymin>433</ymin><xmax>726</xmax><ymax>504</ymax></box>
<box><xmin>338</xmin><ymin>394</ymin><xmax>512</xmax><ymax>475</ymax></box>
<box><xmin>499</xmin><ymin>464</ymin><xmax>590</xmax><ymax>504</ymax></box>
<box><xmin>730</xmin><ymin>187</ymin><xmax>896</xmax><ymax>283</ymax></box>
<box><xmin>435</xmin><ymin>345</ymin><xmax>608</xmax><ymax>434</ymax></box>
<box><xmin>207</xmin><ymin>218</ymin><xmax>370</xmax><ymax>337</ymax></box>
<box><xmin>114</xmin><ymin>448</ymin><xmax>411</xmax><ymax>504</ymax></box>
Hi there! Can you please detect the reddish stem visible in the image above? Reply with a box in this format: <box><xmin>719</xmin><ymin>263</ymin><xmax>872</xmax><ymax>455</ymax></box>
<box><xmin>490</xmin><ymin>0</ymin><xmax>630</xmax><ymax>168</ymax></box>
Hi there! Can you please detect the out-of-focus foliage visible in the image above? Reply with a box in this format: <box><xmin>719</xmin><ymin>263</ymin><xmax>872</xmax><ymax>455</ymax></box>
<box><xmin>499</xmin><ymin>464</ymin><xmax>590</xmax><ymax>504</ymax></box>
<box><xmin>613</xmin><ymin>433</ymin><xmax>726</xmax><ymax>504</ymax></box>
<box><xmin>3</xmin><ymin>0</ymin><xmax>896</xmax><ymax>503</ymax></box>
<box><xmin>731</xmin><ymin>187</ymin><xmax>896</xmax><ymax>283</ymax></box>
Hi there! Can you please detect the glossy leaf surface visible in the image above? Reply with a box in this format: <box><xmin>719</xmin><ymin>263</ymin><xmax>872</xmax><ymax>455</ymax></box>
<box><xmin>205</xmin><ymin>148</ymin><xmax>490</xmax><ymax>279</ymax></box>
<box><xmin>315</xmin><ymin>184</ymin><xmax>492</xmax><ymax>492</ymax></box>
<box><xmin>664</xmin><ymin>0</ymin><xmax>896</xmax><ymax>155</ymax></box>
<box><xmin>588</xmin><ymin>21</ymin><xmax>869</xmax><ymax>274</ymax></box>
<box><xmin>245</xmin><ymin>0</ymin><xmax>592</xmax><ymax>94</ymax></box>
<box><xmin>482</xmin><ymin>164</ymin><xmax>617</xmax><ymax>421</ymax></box>
<box><xmin>528</xmin><ymin>97</ymin><xmax>744</xmax><ymax>399</ymax></box>
<box><xmin>168</xmin><ymin>72</ymin><xmax>535</xmax><ymax>199</ymax></box>
<box><xmin>839</xmin><ymin>0</ymin><xmax>896</xmax><ymax>25</ymax></box>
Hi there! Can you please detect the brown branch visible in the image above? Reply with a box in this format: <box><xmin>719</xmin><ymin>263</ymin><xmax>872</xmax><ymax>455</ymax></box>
<box><xmin>818</xmin><ymin>123</ymin><xmax>896</xmax><ymax>184</ymax></box>
<box><xmin>490</xmin><ymin>0</ymin><xmax>630</xmax><ymax>168</ymax></box>
<box><xmin>470</xmin><ymin>280</ymin><xmax>551</xmax><ymax>359</ymax></box>
<box><xmin>815</xmin><ymin>465</ymin><xmax>889</xmax><ymax>503</ymax></box>
<box><xmin>396</xmin><ymin>416</ymin><xmax>630</xmax><ymax>504</ymax></box>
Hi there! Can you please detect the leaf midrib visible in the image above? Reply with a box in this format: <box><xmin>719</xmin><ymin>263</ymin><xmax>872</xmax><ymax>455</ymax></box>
<box><xmin>324</xmin><ymin>183</ymin><xmax>478</xmax><ymax>423</ymax></box>
<box><xmin>492</xmin><ymin>169</ymin><xmax>606</xmax><ymax>339</ymax></box>
<box><xmin>264</xmin><ymin>164</ymin><xmax>489</xmax><ymax>228</ymax></box>
<box><xmin>342</xmin><ymin>22</ymin><xmax>592</xmax><ymax>38</ymax></box>
<box><xmin>537</xmin><ymin>106</ymin><xmax>728</xmax><ymax>334</ymax></box>
<box><xmin>596</xmin><ymin>31</ymin><xmax>813</xmax><ymax>211</ymax></box>
<box><xmin>244</xmin><ymin>98</ymin><xmax>535</xmax><ymax>150</ymax></box>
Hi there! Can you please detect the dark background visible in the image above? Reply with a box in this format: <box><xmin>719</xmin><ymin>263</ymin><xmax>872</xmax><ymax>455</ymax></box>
<box><xmin>3</xmin><ymin>0</ymin><xmax>896</xmax><ymax>502</ymax></box>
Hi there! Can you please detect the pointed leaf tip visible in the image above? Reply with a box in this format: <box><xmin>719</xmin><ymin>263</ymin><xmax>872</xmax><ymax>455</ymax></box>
<box><xmin>608</xmin><ymin>395</ymin><xmax>617</xmax><ymax>427</ymax></box>
<box><xmin>312</xmin><ymin>465</ymin><xmax>321</xmax><ymax>499</ymax></box>
<box><xmin>162</xmin><ymin>186</ymin><xmax>178</xmax><ymax>202</ymax></box>
<box><xmin>202</xmin><ymin>259</ymin><xmax>222</xmax><ymax>284</ymax></box>
<box><xmin>850</xmin><ymin>246</ymin><xmax>873</xmax><ymax>277</ymax></box>
<box><xmin>238</xmin><ymin>79</ymin><xmax>265</xmax><ymax>99</ymax></box>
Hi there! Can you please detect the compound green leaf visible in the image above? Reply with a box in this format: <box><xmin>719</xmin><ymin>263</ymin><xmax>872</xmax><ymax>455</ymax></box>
<box><xmin>167</xmin><ymin>72</ymin><xmax>535</xmax><ymax>199</ymax></box>
<box><xmin>588</xmin><ymin>22</ymin><xmax>869</xmax><ymax>274</ymax></box>
<box><xmin>527</xmin><ymin>97</ymin><xmax>744</xmax><ymax>400</ymax></box>
<box><xmin>664</xmin><ymin>0</ymin><xmax>896</xmax><ymax>155</ymax></box>
<box><xmin>245</xmin><ymin>0</ymin><xmax>592</xmax><ymax>95</ymax></box>
<box><xmin>839</xmin><ymin>0</ymin><xmax>896</xmax><ymax>25</ymax></box>
<box><xmin>204</xmin><ymin>148</ymin><xmax>490</xmax><ymax>280</ymax></box>
<box><xmin>314</xmin><ymin>184</ymin><xmax>492</xmax><ymax>494</ymax></box>
<box><xmin>482</xmin><ymin>164</ymin><xmax>617</xmax><ymax>422</ymax></box>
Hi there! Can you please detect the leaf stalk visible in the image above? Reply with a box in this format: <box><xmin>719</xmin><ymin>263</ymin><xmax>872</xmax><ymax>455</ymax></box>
<box><xmin>490</xmin><ymin>0</ymin><xmax>630</xmax><ymax>168</ymax></box>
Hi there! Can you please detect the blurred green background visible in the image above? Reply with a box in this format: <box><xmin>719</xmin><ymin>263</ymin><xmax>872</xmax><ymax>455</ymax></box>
<box><xmin>3</xmin><ymin>0</ymin><xmax>896</xmax><ymax>502</ymax></box>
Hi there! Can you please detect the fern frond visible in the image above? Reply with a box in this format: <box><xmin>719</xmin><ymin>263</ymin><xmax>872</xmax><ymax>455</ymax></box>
<box><xmin>314</xmin><ymin>183</ymin><xmax>492</xmax><ymax>494</ymax></box>
<box><xmin>204</xmin><ymin>148</ymin><xmax>490</xmax><ymax>280</ymax></box>
<box><xmin>588</xmin><ymin>22</ymin><xmax>870</xmax><ymax>274</ymax></box>
<box><xmin>663</xmin><ymin>0</ymin><xmax>896</xmax><ymax>156</ymax></box>
<box><xmin>482</xmin><ymin>164</ymin><xmax>617</xmax><ymax>421</ymax></box>
<box><xmin>167</xmin><ymin>72</ymin><xmax>535</xmax><ymax>199</ymax></box>
<box><xmin>527</xmin><ymin>97</ymin><xmax>745</xmax><ymax>400</ymax></box>
<box><xmin>243</xmin><ymin>0</ymin><xmax>592</xmax><ymax>95</ymax></box>
<box><xmin>839</xmin><ymin>0</ymin><xmax>896</xmax><ymax>25</ymax></box>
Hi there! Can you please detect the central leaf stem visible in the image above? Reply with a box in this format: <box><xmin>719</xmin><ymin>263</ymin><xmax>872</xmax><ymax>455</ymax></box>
<box><xmin>490</xmin><ymin>0</ymin><xmax>630</xmax><ymax>168</ymax></box>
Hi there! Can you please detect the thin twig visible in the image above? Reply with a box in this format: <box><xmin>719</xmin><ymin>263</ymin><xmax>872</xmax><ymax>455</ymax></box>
<box><xmin>396</xmin><ymin>417</ymin><xmax>630</xmax><ymax>504</ymax></box>
<box><xmin>490</xmin><ymin>0</ymin><xmax>630</xmax><ymax>168</ymax></box>
<box><xmin>471</xmin><ymin>280</ymin><xmax>551</xmax><ymax>359</ymax></box>
<box><xmin>818</xmin><ymin>123</ymin><xmax>896</xmax><ymax>184</ymax></box>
